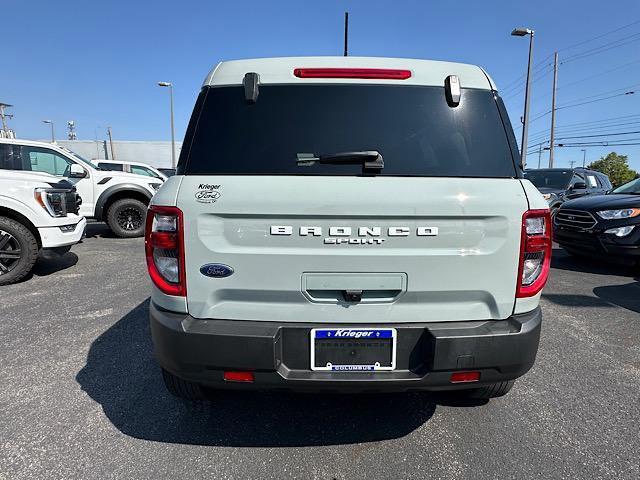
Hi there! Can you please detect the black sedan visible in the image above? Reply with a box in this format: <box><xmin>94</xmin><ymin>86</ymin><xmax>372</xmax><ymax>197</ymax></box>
<box><xmin>554</xmin><ymin>177</ymin><xmax>640</xmax><ymax>261</ymax></box>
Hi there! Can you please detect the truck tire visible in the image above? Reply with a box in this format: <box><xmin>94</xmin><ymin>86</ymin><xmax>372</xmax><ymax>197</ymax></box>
<box><xmin>161</xmin><ymin>368</ymin><xmax>208</xmax><ymax>401</ymax></box>
<box><xmin>106</xmin><ymin>198</ymin><xmax>147</xmax><ymax>238</ymax></box>
<box><xmin>0</xmin><ymin>216</ymin><xmax>39</xmax><ymax>286</ymax></box>
<box><xmin>463</xmin><ymin>380</ymin><xmax>515</xmax><ymax>400</ymax></box>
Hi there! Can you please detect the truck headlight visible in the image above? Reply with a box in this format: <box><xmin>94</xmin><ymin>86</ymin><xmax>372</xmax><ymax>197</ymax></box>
<box><xmin>597</xmin><ymin>208</ymin><xmax>640</xmax><ymax>220</ymax></box>
<box><xmin>34</xmin><ymin>188</ymin><xmax>68</xmax><ymax>217</ymax></box>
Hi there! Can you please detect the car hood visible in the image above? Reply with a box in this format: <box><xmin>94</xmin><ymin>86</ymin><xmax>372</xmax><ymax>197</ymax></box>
<box><xmin>0</xmin><ymin>170</ymin><xmax>62</xmax><ymax>186</ymax></box>
<box><xmin>561</xmin><ymin>194</ymin><xmax>640</xmax><ymax>210</ymax></box>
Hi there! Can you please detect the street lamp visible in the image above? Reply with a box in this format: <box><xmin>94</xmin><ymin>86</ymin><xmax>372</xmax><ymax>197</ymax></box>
<box><xmin>511</xmin><ymin>27</ymin><xmax>535</xmax><ymax>169</ymax></box>
<box><xmin>42</xmin><ymin>120</ymin><xmax>55</xmax><ymax>143</ymax></box>
<box><xmin>157</xmin><ymin>81</ymin><xmax>176</xmax><ymax>169</ymax></box>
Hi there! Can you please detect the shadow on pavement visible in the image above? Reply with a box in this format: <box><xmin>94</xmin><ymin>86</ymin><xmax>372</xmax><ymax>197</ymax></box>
<box><xmin>15</xmin><ymin>251</ymin><xmax>79</xmax><ymax>284</ymax></box>
<box><xmin>84</xmin><ymin>222</ymin><xmax>117</xmax><ymax>239</ymax></box>
<box><xmin>542</xmin><ymin>293</ymin><xmax>615</xmax><ymax>308</ymax></box>
<box><xmin>551</xmin><ymin>247</ymin><xmax>638</xmax><ymax>277</ymax></box>
<box><xmin>76</xmin><ymin>299</ymin><xmax>484</xmax><ymax>447</ymax></box>
<box><xmin>593</xmin><ymin>282</ymin><xmax>640</xmax><ymax>314</ymax></box>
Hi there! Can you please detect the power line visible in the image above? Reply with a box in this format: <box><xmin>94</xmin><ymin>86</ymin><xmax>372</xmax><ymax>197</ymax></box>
<box><xmin>557</xmin><ymin>19</ymin><xmax>640</xmax><ymax>52</ymax></box>
<box><xmin>499</xmin><ymin>54</ymin><xmax>554</xmax><ymax>93</ymax></box>
<box><xmin>557</xmin><ymin>59</ymin><xmax>640</xmax><ymax>90</ymax></box>
<box><xmin>561</xmin><ymin>32</ymin><xmax>640</xmax><ymax>64</ymax></box>
<box><xmin>528</xmin><ymin>122</ymin><xmax>640</xmax><ymax>145</ymax></box>
<box><xmin>555</xmin><ymin>130</ymin><xmax>640</xmax><ymax>140</ymax></box>
<box><xmin>557</xmin><ymin>82</ymin><xmax>640</xmax><ymax>104</ymax></box>
<box><xmin>556</xmin><ymin>90</ymin><xmax>636</xmax><ymax>111</ymax></box>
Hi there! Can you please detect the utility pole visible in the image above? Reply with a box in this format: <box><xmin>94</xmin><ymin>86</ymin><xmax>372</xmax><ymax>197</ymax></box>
<box><xmin>581</xmin><ymin>149</ymin><xmax>587</xmax><ymax>168</ymax></box>
<box><xmin>569</xmin><ymin>159</ymin><xmax>576</xmax><ymax>168</ymax></box>
<box><xmin>343</xmin><ymin>12</ymin><xmax>349</xmax><ymax>56</ymax></box>
<box><xmin>549</xmin><ymin>52</ymin><xmax>559</xmax><ymax>167</ymax></box>
<box><xmin>537</xmin><ymin>143</ymin><xmax>543</xmax><ymax>169</ymax></box>
<box><xmin>107</xmin><ymin>126</ymin><xmax>116</xmax><ymax>160</ymax></box>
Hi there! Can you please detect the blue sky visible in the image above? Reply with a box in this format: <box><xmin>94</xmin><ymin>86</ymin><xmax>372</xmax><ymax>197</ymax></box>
<box><xmin>3</xmin><ymin>0</ymin><xmax>640</xmax><ymax>169</ymax></box>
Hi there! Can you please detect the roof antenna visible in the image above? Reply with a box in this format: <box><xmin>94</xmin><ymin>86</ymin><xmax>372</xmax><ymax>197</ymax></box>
<box><xmin>343</xmin><ymin>12</ymin><xmax>349</xmax><ymax>56</ymax></box>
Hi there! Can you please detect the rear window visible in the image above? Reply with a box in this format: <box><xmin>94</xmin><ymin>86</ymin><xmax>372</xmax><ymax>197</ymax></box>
<box><xmin>179</xmin><ymin>85</ymin><xmax>518</xmax><ymax>177</ymax></box>
<box><xmin>524</xmin><ymin>170</ymin><xmax>572</xmax><ymax>190</ymax></box>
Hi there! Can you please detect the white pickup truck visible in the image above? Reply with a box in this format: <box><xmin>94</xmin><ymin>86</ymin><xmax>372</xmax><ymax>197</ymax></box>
<box><xmin>0</xmin><ymin>138</ymin><xmax>163</xmax><ymax>237</ymax></box>
<box><xmin>0</xmin><ymin>170</ymin><xmax>86</xmax><ymax>285</ymax></box>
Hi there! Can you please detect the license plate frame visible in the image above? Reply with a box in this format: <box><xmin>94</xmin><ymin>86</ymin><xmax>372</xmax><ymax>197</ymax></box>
<box><xmin>310</xmin><ymin>328</ymin><xmax>397</xmax><ymax>371</ymax></box>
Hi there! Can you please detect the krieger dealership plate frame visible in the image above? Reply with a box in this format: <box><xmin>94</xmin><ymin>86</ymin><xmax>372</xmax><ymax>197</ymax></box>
<box><xmin>310</xmin><ymin>328</ymin><xmax>397</xmax><ymax>371</ymax></box>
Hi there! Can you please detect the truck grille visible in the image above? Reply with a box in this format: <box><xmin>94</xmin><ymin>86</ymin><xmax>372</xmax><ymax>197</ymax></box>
<box><xmin>554</xmin><ymin>209</ymin><xmax>597</xmax><ymax>230</ymax></box>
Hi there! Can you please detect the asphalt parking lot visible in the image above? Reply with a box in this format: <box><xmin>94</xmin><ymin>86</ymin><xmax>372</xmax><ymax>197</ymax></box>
<box><xmin>1</xmin><ymin>222</ymin><xmax>639</xmax><ymax>480</ymax></box>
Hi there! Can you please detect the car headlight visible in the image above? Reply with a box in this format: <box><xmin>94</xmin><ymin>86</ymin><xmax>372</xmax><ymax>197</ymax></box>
<box><xmin>604</xmin><ymin>226</ymin><xmax>635</xmax><ymax>237</ymax></box>
<box><xmin>34</xmin><ymin>188</ymin><xmax>68</xmax><ymax>217</ymax></box>
<box><xmin>596</xmin><ymin>208</ymin><xmax>640</xmax><ymax>220</ymax></box>
<box><xmin>149</xmin><ymin>183</ymin><xmax>162</xmax><ymax>191</ymax></box>
<box><xmin>542</xmin><ymin>193</ymin><xmax>553</xmax><ymax>201</ymax></box>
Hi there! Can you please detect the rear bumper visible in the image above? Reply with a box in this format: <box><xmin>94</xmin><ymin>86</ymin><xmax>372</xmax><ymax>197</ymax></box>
<box><xmin>150</xmin><ymin>303</ymin><xmax>542</xmax><ymax>392</ymax></box>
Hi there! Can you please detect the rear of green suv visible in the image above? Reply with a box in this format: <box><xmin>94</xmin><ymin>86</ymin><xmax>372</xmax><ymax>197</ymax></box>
<box><xmin>146</xmin><ymin>57</ymin><xmax>551</xmax><ymax>400</ymax></box>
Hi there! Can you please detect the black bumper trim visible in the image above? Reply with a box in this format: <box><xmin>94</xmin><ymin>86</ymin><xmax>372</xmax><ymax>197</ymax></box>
<box><xmin>150</xmin><ymin>303</ymin><xmax>542</xmax><ymax>392</ymax></box>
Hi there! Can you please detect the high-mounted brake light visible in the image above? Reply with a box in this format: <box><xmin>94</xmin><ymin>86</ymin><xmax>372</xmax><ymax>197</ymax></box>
<box><xmin>516</xmin><ymin>209</ymin><xmax>552</xmax><ymax>298</ymax></box>
<box><xmin>145</xmin><ymin>205</ymin><xmax>186</xmax><ymax>297</ymax></box>
<box><xmin>293</xmin><ymin>68</ymin><xmax>412</xmax><ymax>80</ymax></box>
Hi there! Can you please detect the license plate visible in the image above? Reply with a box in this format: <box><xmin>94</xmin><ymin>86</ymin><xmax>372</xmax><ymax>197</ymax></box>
<box><xmin>310</xmin><ymin>328</ymin><xmax>396</xmax><ymax>371</ymax></box>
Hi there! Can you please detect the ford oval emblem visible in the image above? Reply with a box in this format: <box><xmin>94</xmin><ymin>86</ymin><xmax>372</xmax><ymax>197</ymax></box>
<box><xmin>200</xmin><ymin>263</ymin><xmax>234</xmax><ymax>278</ymax></box>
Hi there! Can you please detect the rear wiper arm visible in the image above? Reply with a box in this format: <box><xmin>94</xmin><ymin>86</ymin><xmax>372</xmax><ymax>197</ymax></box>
<box><xmin>296</xmin><ymin>151</ymin><xmax>384</xmax><ymax>172</ymax></box>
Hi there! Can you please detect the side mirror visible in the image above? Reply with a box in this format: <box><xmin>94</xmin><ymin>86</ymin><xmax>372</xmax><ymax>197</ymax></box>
<box><xmin>69</xmin><ymin>164</ymin><xmax>87</xmax><ymax>178</ymax></box>
<box><xmin>572</xmin><ymin>181</ymin><xmax>587</xmax><ymax>190</ymax></box>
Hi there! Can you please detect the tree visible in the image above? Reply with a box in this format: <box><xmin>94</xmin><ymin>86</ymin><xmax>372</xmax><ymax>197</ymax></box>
<box><xmin>587</xmin><ymin>152</ymin><xmax>637</xmax><ymax>187</ymax></box>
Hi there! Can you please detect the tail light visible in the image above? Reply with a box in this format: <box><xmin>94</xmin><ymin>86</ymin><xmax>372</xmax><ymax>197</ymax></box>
<box><xmin>517</xmin><ymin>209</ymin><xmax>552</xmax><ymax>298</ymax></box>
<box><xmin>145</xmin><ymin>205</ymin><xmax>186</xmax><ymax>296</ymax></box>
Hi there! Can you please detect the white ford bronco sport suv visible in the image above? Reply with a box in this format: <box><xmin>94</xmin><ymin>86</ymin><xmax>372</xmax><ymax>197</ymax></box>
<box><xmin>147</xmin><ymin>57</ymin><xmax>550</xmax><ymax>400</ymax></box>
<box><xmin>0</xmin><ymin>139</ymin><xmax>163</xmax><ymax>237</ymax></box>
<box><xmin>0</xmin><ymin>169</ymin><xmax>85</xmax><ymax>285</ymax></box>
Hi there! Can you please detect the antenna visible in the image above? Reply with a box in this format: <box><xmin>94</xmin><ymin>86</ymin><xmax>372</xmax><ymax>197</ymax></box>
<box><xmin>67</xmin><ymin>120</ymin><xmax>77</xmax><ymax>140</ymax></box>
<box><xmin>343</xmin><ymin>11</ymin><xmax>349</xmax><ymax>56</ymax></box>
<box><xmin>0</xmin><ymin>102</ymin><xmax>15</xmax><ymax>138</ymax></box>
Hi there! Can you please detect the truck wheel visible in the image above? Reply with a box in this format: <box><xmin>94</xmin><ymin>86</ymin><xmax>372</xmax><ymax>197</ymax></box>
<box><xmin>161</xmin><ymin>368</ymin><xmax>208</xmax><ymax>401</ymax></box>
<box><xmin>463</xmin><ymin>380</ymin><xmax>515</xmax><ymax>400</ymax></box>
<box><xmin>0</xmin><ymin>216</ymin><xmax>39</xmax><ymax>286</ymax></box>
<box><xmin>106</xmin><ymin>198</ymin><xmax>147</xmax><ymax>238</ymax></box>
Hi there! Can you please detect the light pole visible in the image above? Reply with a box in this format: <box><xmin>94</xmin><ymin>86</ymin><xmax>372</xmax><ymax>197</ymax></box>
<box><xmin>158</xmin><ymin>81</ymin><xmax>176</xmax><ymax>169</ymax></box>
<box><xmin>581</xmin><ymin>149</ymin><xmax>587</xmax><ymax>168</ymax></box>
<box><xmin>511</xmin><ymin>27</ymin><xmax>535</xmax><ymax>169</ymax></box>
<box><xmin>42</xmin><ymin>120</ymin><xmax>55</xmax><ymax>142</ymax></box>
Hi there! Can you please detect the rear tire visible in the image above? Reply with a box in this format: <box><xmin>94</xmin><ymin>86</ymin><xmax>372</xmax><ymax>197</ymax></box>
<box><xmin>106</xmin><ymin>198</ymin><xmax>147</xmax><ymax>238</ymax></box>
<box><xmin>0</xmin><ymin>216</ymin><xmax>39</xmax><ymax>286</ymax></box>
<box><xmin>161</xmin><ymin>368</ymin><xmax>208</xmax><ymax>401</ymax></box>
<box><xmin>459</xmin><ymin>380</ymin><xmax>515</xmax><ymax>400</ymax></box>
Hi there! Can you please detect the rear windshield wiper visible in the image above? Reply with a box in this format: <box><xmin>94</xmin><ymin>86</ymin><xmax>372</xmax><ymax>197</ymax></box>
<box><xmin>296</xmin><ymin>151</ymin><xmax>384</xmax><ymax>173</ymax></box>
